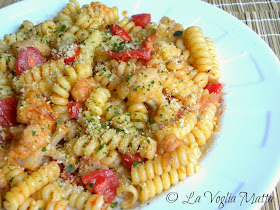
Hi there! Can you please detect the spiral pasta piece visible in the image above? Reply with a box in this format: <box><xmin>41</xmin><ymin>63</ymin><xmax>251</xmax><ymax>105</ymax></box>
<box><xmin>94</xmin><ymin>64</ymin><xmax>120</xmax><ymax>91</ymax></box>
<box><xmin>131</xmin><ymin>144</ymin><xmax>201</xmax><ymax>185</ymax></box>
<box><xmin>67</xmin><ymin>122</ymin><xmax>156</xmax><ymax>160</ymax></box>
<box><xmin>188</xmin><ymin>69</ymin><xmax>209</xmax><ymax>88</ymax></box>
<box><xmin>88</xmin><ymin>2</ymin><xmax>119</xmax><ymax>27</ymax></box>
<box><xmin>51</xmin><ymin>65</ymin><xmax>80</xmax><ymax>116</ymax></box>
<box><xmin>155</xmin><ymin>111</ymin><xmax>198</xmax><ymax>141</ymax></box>
<box><xmin>99</xmin><ymin>150</ymin><xmax>121</xmax><ymax>167</ymax></box>
<box><xmin>55</xmin><ymin>178</ymin><xmax>104</xmax><ymax>210</ymax></box>
<box><xmin>14</xmin><ymin>59</ymin><xmax>65</xmax><ymax>97</ymax></box>
<box><xmin>154</xmin><ymin>98</ymin><xmax>182</xmax><ymax>127</ymax></box>
<box><xmin>18</xmin><ymin>198</ymin><xmax>46</xmax><ymax>210</ymax></box>
<box><xmin>1</xmin><ymin>164</ymin><xmax>26</xmax><ymax>186</ymax></box>
<box><xmin>128</xmin><ymin>102</ymin><xmax>149</xmax><ymax>129</ymax></box>
<box><xmin>77</xmin><ymin>28</ymin><xmax>102</xmax><ymax>63</ymax></box>
<box><xmin>159</xmin><ymin>70</ymin><xmax>199</xmax><ymax>105</ymax></box>
<box><xmin>117</xmin><ymin>17</ymin><xmax>142</xmax><ymax>33</ymax></box>
<box><xmin>31</xmin><ymin>183</ymin><xmax>64</xmax><ymax>202</ymax></box>
<box><xmin>117</xmin><ymin>185</ymin><xmax>138</xmax><ymax>209</ymax></box>
<box><xmin>188</xmin><ymin>103</ymin><xmax>217</xmax><ymax>147</ymax></box>
<box><xmin>184</xmin><ymin>26</ymin><xmax>213</xmax><ymax>72</ymax></box>
<box><xmin>67</xmin><ymin>25</ymin><xmax>89</xmax><ymax>41</ymax></box>
<box><xmin>4</xmin><ymin>161</ymin><xmax>60</xmax><ymax>210</ymax></box>
<box><xmin>3</xmin><ymin>32</ymin><xmax>25</xmax><ymax>48</ymax></box>
<box><xmin>110</xmin><ymin>113</ymin><xmax>138</xmax><ymax>136</ymax></box>
<box><xmin>103</xmin><ymin>102</ymin><xmax>123</xmax><ymax>121</ymax></box>
<box><xmin>0</xmin><ymin>72</ymin><xmax>13</xmax><ymax>100</ymax></box>
<box><xmin>62</xmin><ymin>0</ymin><xmax>80</xmax><ymax>21</ymax></box>
<box><xmin>85</xmin><ymin>86</ymin><xmax>111</xmax><ymax>116</ymax></box>
<box><xmin>19</xmin><ymin>198</ymin><xmax>68</xmax><ymax>210</ymax></box>
<box><xmin>205</xmin><ymin>37</ymin><xmax>221</xmax><ymax>82</ymax></box>
<box><xmin>0</xmin><ymin>53</ymin><xmax>16</xmax><ymax>72</ymax></box>
<box><xmin>138</xmin><ymin>163</ymin><xmax>201</xmax><ymax>202</ymax></box>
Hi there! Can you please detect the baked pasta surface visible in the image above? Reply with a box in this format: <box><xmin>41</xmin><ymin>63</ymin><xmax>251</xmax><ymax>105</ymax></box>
<box><xmin>0</xmin><ymin>0</ymin><xmax>223</xmax><ymax>209</ymax></box>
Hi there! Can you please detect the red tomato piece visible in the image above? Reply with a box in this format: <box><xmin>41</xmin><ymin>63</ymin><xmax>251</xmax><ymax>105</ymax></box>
<box><xmin>121</xmin><ymin>153</ymin><xmax>143</xmax><ymax>169</ymax></box>
<box><xmin>63</xmin><ymin>43</ymin><xmax>80</xmax><ymax>64</ymax></box>
<box><xmin>131</xmin><ymin>13</ymin><xmax>151</xmax><ymax>28</ymax></box>
<box><xmin>16</xmin><ymin>47</ymin><xmax>46</xmax><ymax>75</ymax></box>
<box><xmin>205</xmin><ymin>83</ymin><xmax>222</xmax><ymax>94</ymax></box>
<box><xmin>67</xmin><ymin>102</ymin><xmax>81</xmax><ymax>119</ymax></box>
<box><xmin>82</xmin><ymin>169</ymin><xmax>118</xmax><ymax>203</ymax></box>
<box><xmin>0</xmin><ymin>97</ymin><xmax>17</xmax><ymax>126</ymax></box>
<box><xmin>105</xmin><ymin>34</ymin><xmax>157</xmax><ymax>61</ymax></box>
<box><xmin>110</xmin><ymin>24</ymin><xmax>132</xmax><ymax>42</ymax></box>
<box><xmin>105</xmin><ymin>49</ymin><xmax>150</xmax><ymax>61</ymax></box>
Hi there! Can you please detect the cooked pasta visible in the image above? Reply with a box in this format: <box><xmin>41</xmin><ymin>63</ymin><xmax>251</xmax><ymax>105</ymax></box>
<box><xmin>117</xmin><ymin>185</ymin><xmax>138</xmax><ymax>209</ymax></box>
<box><xmin>3</xmin><ymin>161</ymin><xmax>60</xmax><ymax>210</ymax></box>
<box><xmin>0</xmin><ymin>0</ymin><xmax>223</xmax><ymax>208</ymax></box>
<box><xmin>55</xmin><ymin>178</ymin><xmax>104</xmax><ymax>210</ymax></box>
<box><xmin>1</xmin><ymin>164</ymin><xmax>26</xmax><ymax>186</ymax></box>
<box><xmin>131</xmin><ymin>144</ymin><xmax>201</xmax><ymax>185</ymax></box>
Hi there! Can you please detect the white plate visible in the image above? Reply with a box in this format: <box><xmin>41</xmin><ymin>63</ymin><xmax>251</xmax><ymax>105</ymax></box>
<box><xmin>1</xmin><ymin>0</ymin><xmax>280</xmax><ymax>209</ymax></box>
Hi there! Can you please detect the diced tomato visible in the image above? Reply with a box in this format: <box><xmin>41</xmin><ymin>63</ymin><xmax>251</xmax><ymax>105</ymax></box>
<box><xmin>82</xmin><ymin>169</ymin><xmax>118</xmax><ymax>203</ymax></box>
<box><xmin>121</xmin><ymin>153</ymin><xmax>143</xmax><ymax>169</ymax></box>
<box><xmin>105</xmin><ymin>34</ymin><xmax>157</xmax><ymax>61</ymax></box>
<box><xmin>16</xmin><ymin>47</ymin><xmax>46</xmax><ymax>75</ymax></box>
<box><xmin>67</xmin><ymin>102</ymin><xmax>81</xmax><ymax>119</ymax></box>
<box><xmin>0</xmin><ymin>97</ymin><xmax>17</xmax><ymax>126</ymax></box>
<box><xmin>205</xmin><ymin>83</ymin><xmax>222</xmax><ymax>94</ymax></box>
<box><xmin>105</xmin><ymin>49</ymin><xmax>151</xmax><ymax>61</ymax></box>
<box><xmin>63</xmin><ymin>43</ymin><xmax>80</xmax><ymax>64</ymax></box>
<box><xmin>109</xmin><ymin>24</ymin><xmax>132</xmax><ymax>42</ymax></box>
<box><xmin>131</xmin><ymin>13</ymin><xmax>151</xmax><ymax>28</ymax></box>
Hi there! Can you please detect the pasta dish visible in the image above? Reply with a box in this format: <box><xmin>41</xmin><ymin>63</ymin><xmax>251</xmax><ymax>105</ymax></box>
<box><xmin>0</xmin><ymin>0</ymin><xmax>223</xmax><ymax>209</ymax></box>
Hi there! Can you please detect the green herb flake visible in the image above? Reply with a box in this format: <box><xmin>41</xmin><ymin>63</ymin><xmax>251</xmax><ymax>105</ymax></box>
<box><xmin>55</xmin><ymin>119</ymin><xmax>63</xmax><ymax>125</ymax></box>
<box><xmin>111</xmin><ymin>201</ymin><xmax>118</xmax><ymax>208</ymax></box>
<box><xmin>173</xmin><ymin>30</ymin><xmax>183</xmax><ymax>37</ymax></box>
<box><xmin>89</xmin><ymin>183</ymin><xmax>94</xmax><ymax>188</ymax></box>
<box><xmin>10</xmin><ymin>70</ymin><xmax>16</xmax><ymax>78</ymax></box>
<box><xmin>95</xmin><ymin>143</ymin><xmax>105</xmax><ymax>154</ymax></box>
<box><xmin>41</xmin><ymin>147</ymin><xmax>47</xmax><ymax>152</ymax></box>
<box><xmin>32</xmin><ymin>130</ymin><xmax>36</xmax><ymax>136</ymax></box>
<box><xmin>126</xmin><ymin>76</ymin><xmax>131</xmax><ymax>82</ymax></box>
<box><xmin>36</xmin><ymin>94</ymin><xmax>41</xmax><ymax>99</ymax></box>
<box><xmin>9</xmin><ymin>177</ymin><xmax>14</xmax><ymax>183</ymax></box>
<box><xmin>105</xmin><ymin>105</ymin><xmax>113</xmax><ymax>111</ymax></box>
<box><xmin>197</xmin><ymin>116</ymin><xmax>201</xmax><ymax>121</ymax></box>
<box><xmin>55</xmin><ymin>24</ymin><xmax>67</xmax><ymax>33</ymax></box>
<box><xmin>101</xmin><ymin>124</ymin><xmax>107</xmax><ymax>129</ymax></box>
<box><xmin>132</xmin><ymin>161</ymin><xmax>138</xmax><ymax>168</ymax></box>
<box><xmin>66</xmin><ymin>164</ymin><xmax>75</xmax><ymax>173</ymax></box>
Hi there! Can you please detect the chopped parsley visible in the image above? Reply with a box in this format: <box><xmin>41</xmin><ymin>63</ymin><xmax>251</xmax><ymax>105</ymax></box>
<box><xmin>66</xmin><ymin>164</ymin><xmax>74</xmax><ymax>173</ymax></box>
<box><xmin>41</xmin><ymin>147</ymin><xmax>47</xmax><ymax>152</ymax></box>
<box><xmin>89</xmin><ymin>183</ymin><xmax>94</xmax><ymax>188</ymax></box>
<box><xmin>111</xmin><ymin>201</ymin><xmax>118</xmax><ymax>208</ymax></box>
<box><xmin>9</xmin><ymin>177</ymin><xmax>14</xmax><ymax>183</ymax></box>
<box><xmin>36</xmin><ymin>94</ymin><xmax>41</xmax><ymax>99</ymax></box>
<box><xmin>55</xmin><ymin>119</ymin><xmax>63</xmax><ymax>125</ymax></box>
<box><xmin>55</xmin><ymin>24</ymin><xmax>67</xmax><ymax>33</ymax></box>
<box><xmin>95</xmin><ymin>143</ymin><xmax>106</xmax><ymax>154</ymax></box>
<box><xmin>32</xmin><ymin>130</ymin><xmax>36</xmax><ymax>136</ymax></box>
<box><xmin>197</xmin><ymin>116</ymin><xmax>201</xmax><ymax>121</ymax></box>
<box><xmin>173</xmin><ymin>30</ymin><xmax>183</xmax><ymax>37</ymax></box>
<box><xmin>132</xmin><ymin>161</ymin><xmax>138</xmax><ymax>167</ymax></box>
